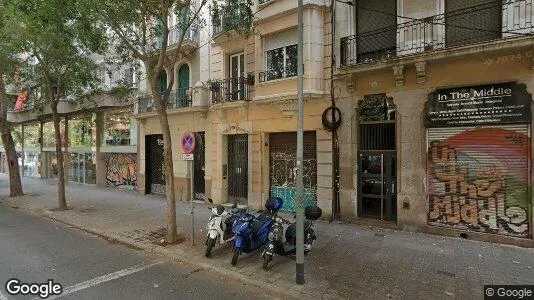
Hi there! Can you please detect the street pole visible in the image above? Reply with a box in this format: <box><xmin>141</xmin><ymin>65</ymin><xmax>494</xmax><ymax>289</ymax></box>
<box><xmin>296</xmin><ymin>0</ymin><xmax>305</xmax><ymax>286</ymax></box>
<box><xmin>190</xmin><ymin>160</ymin><xmax>195</xmax><ymax>246</ymax></box>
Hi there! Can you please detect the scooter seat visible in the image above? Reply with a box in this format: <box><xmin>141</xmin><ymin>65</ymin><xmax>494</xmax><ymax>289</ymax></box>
<box><xmin>250</xmin><ymin>211</ymin><xmax>273</xmax><ymax>233</ymax></box>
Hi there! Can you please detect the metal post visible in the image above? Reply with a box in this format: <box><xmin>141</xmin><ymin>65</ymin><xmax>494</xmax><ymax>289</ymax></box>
<box><xmin>380</xmin><ymin>153</ymin><xmax>384</xmax><ymax>221</ymax></box>
<box><xmin>296</xmin><ymin>0</ymin><xmax>305</xmax><ymax>286</ymax></box>
<box><xmin>190</xmin><ymin>160</ymin><xmax>195</xmax><ymax>246</ymax></box>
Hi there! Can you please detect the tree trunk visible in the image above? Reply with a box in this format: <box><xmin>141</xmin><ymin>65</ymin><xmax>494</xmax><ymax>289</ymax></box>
<box><xmin>51</xmin><ymin>100</ymin><xmax>67</xmax><ymax>210</ymax></box>
<box><xmin>151</xmin><ymin>85</ymin><xmax>177</xmax><ymax>243</ymax></box>
<box><xmin>0</xmin><ymin>75</ymin><xmax>23</xmax><ymax>197</ymax></box>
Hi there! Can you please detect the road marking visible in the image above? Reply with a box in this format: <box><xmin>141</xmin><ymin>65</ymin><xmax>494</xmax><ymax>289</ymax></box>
<box><xmin>0</xmin><ymin>289</ymin><xmax>10</xmax><ymax>300</ymax></box>
<box><xmin>35</xmin><ymin>260</ymin><xmax>163</xmax><ymax>300</ymax></box>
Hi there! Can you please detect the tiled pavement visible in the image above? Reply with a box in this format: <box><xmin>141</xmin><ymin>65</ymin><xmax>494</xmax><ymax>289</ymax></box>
<box><xmin>1</xmin><ymin>175</ymin><xmax>533</xmax><ymax>299</ymax></box>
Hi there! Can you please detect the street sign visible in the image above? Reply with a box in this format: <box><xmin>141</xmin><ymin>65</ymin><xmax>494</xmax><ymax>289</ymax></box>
<box><xmin>181</xmin><ymin>131</ymin><xmax>196</xmax><ymax>154</ymax></box>
<box><xmin>182</xmin><ymin>153</ymin><xmax>194</xmax><ymax>161</ymax></box>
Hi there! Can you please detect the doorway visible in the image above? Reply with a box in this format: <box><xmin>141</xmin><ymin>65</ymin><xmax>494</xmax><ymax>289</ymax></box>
<box><xmin>229</xmin><ymin>52</ymin><xmax>245</xmax><ymax>101</ymax></box>
<box><xmin>145</xmin><ymin>134</ymin><xmax>165</xmax><ymax>194</ymax></box>
<box><xmin>177</xmin><ymin>64</ymin><xmax>190</xmax><ymax>107</ymax></box>
<box><xmin>228</xmin><ymin>134</ymin><xmax>248</xmax><ymax>205</ymax></box>
<box><xmin>67</xmin><ymin>152</ymin><xmax>96</xmax><ymax>184</ymax></box>
<box><xmin>193</xmin><ymin>132</ymin><xmax>205</xmax><ymax>200</ymax></box>
<box><xmin>358</xmin><ymin>94</ymin><xmax>397</xmax><ymax>221</ymax></box>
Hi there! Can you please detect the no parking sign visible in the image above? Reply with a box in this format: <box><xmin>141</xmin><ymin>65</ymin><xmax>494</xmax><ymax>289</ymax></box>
<box><xmin>181</xmin><ymin>131</ymin><xmax>196</xmax><ymax>160</ymax></box>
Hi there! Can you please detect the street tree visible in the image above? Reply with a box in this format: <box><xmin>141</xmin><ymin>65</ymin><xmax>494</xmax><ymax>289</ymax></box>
<box><xmin>14</xmin><ymin>0</ymin><xmax>107</xmax><ymax>210</ymax></box>
<box><xmin>0</xmin><ymin>3</ymin><xmax>24</xmax><ymax>197</ymax></box>
<box><xmin>91</xmin><ymin>0</ymin><xmax>210</xmax><ymax>243</ymax></box>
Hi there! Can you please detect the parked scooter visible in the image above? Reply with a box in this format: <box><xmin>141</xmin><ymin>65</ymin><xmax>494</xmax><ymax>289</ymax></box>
<box><xmin>262</xmin><ymin>205</ymin><xmax>322</xmax><ymax>269</ymax></box>
<box><xmin>205</xmin><ymin>198</ymin><xmax>238</xmax><ymax>257</ymax></box>
<box><xmin>230</xmin><ymin>197</ymin><xmax>284</xmax><ymax>266</ymax></box>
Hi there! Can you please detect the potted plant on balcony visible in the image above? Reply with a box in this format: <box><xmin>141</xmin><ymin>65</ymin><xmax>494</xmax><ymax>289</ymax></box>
<box><xmin>244</xmin><ymin>72</ymin><xmax>254</xmax><ymax>85</ymax></box>
<box><xmin>206</xmin><ymin>79</ymin><xmax>221</xmax><ymax>92</ymax></box>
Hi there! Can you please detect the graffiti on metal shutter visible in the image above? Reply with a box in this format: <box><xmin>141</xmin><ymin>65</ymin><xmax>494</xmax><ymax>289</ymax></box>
<box><xmin>105</xmin><ymin>153</ymin><xmax>138</xmax><ymax>190</ymax></box>
<box><xmin>427</xmin><ymin>127</ymin><xmax>530</xmax><ymax>237</ymax></box>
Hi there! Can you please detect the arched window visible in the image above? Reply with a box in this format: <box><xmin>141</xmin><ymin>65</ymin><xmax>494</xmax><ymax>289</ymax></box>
<box><xmin>177</xmin><ymin>64</ymin><xmax>190</xmax><ymax>106</ymax></box>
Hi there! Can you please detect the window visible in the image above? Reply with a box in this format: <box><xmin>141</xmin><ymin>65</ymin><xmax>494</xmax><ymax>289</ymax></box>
<box><xmin>264</xmin><ymin>44</ymin><xmax>297</xmax><ymax>81</ymax></box>
<box><xmin>102</xmin><ymin>107</ymin><xmax>136</xmax><ymax>146</ymax></box>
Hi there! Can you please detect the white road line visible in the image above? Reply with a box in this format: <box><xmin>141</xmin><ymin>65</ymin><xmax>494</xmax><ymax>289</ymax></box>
<box><xmin>0</xmin><ymin>289</ymin><xmax>10</xmax><ymax>300</ymax></box>
<box><xmin>35</xmin><ymin>260</ymin><xmax>163</xmax><ymax>300</ymax></box>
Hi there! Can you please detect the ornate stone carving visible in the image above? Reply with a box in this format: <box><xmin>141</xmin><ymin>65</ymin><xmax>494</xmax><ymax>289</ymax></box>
<box><xmin>393</xmin><ymin>65</ymin><xmax>404</xmax><ymax>87</ymax></box>
<box><xmin>345</xmin><ymin>74</ymin><xmax>356</xmax><ymax>93</ymax></box>
<box><xmin>415</xmin><ymin>61</ymin><xmax>427</xmax><ymax>84</ymax></box>
<box><xmin>278</xmin><ymin>99</ymin><xmax>298</xmax><ymax>119</ymax></box>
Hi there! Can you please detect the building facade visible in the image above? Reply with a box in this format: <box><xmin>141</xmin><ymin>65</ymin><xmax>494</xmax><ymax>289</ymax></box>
<box><xmin>1</xmin><ymin>59</ymin><xmax>139</xmax><ymax>192</ymax></box>
<box><xmin>333</xmin><ymin>0</ymin><xmax>534</xmax><ymax>245</ymax></box>
<box><xmin>135</xmin><ymin>0</ymin><xmax>334</xmax><ymax>216</ymax></box>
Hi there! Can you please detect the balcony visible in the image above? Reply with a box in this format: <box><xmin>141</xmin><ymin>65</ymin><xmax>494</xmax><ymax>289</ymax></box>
<box><xmin>340</xmin><ymin>0</ymin><xmax>534</xmax><ymax>67</ymax></box>
<box><xmin>212</xmin><ymin>8</ymin><xmax>251</xmax><ymax>38</ymax></box>
<box><xmin>137</xmin><ymin>88</ymin><xmax>191</xmax><ymax>113</ymax></box>
<box><xmin>210</xmin><ymin>77</ymin><xmax>253</xmax><ymax>104</ymax></box>
<box><xmin>156</xmin><ymin>24</ymin><xmax>198</xmax><ymax>53</ymax></box>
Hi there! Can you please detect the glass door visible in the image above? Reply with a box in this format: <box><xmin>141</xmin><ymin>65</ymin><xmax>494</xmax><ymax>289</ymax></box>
<box><xmin>229</xmin><ymin>52</ymin><xmax>244</xmax><ymax>101</ymax></box>
<box><xmin>68</xmin><ymin>153</ymin><xmax>79</xmax><ymax>182</ymax></box>
<box><xmin>359</xmin><ymin>153</ymin><xmax>396</xmax><ymax>221</ymax></box>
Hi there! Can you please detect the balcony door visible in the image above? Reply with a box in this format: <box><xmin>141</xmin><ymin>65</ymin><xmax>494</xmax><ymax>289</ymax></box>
<box><xmin>229</xmin><ymin>52</ymin><xmax>244</xmax><ymax>101</ymax></box>
<box><xmin>445</xmin><ymin>0</ymin><xmax>502</xmax><ymax>47</ymax></box>
<box><xmin>177</xmin><ymin>64</ymin><xmax>189</xmax><ymax>107</ymax></box>
<box><xmin>356</xmin><ymin>0</ymin><xmax>396</xmax><ymax>63</ymax></box>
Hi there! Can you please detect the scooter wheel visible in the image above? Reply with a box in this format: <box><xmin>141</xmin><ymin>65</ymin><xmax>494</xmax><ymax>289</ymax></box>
<box><xmin>231</xmin><ymin>250</ymin><xmax>239</xmax><ymax>266</ymax></box>
<box><xmin>262</xmin><ymin>254</ymin><xmax>272</xmax><ymax>270</ymax></box>
<box><xmin>205</xmin><ymin>237</ymin><xmax>216</xmax><ymax>258</ymax></box>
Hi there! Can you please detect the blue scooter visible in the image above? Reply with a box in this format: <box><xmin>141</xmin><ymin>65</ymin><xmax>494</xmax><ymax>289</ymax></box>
<box><xmin>230</xmin><ymin>197</ymin><xmax>283</xmax><ymax>266</ymax></box>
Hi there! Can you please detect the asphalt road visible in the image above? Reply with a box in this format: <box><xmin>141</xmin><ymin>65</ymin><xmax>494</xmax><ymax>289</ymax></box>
<box><xmin>0</xmin><ymin>203</ymin><xmax>277</xmax><ymax>300</ymax></box>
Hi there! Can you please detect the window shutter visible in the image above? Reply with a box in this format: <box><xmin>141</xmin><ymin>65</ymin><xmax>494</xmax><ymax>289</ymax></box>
<box><xmin>264</xmin><ymin>28</ymin><xmax>298</xmax><ymax>52</ymax></box>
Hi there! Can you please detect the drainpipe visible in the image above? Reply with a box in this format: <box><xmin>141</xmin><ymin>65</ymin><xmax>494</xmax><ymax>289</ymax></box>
<box><xmin>330</xmin><ymin>0</ymin><xmax>341</xmax><ymax>221</ymax></box>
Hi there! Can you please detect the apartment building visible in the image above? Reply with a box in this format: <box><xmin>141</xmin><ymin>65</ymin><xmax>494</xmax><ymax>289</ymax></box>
<box><xmin>135</xmin><ymin>0</ymin><xmax>334</xmax><ymax>216</ymax></box>
<box><xmin>0</xmin><ymin>56</ymin><xmax>139</xmax><ymax>191</ymax></box>
<box><xmin>333</xmin><ymin>0</ymin><xmax>533</xmax><ymax>245</ymax></box>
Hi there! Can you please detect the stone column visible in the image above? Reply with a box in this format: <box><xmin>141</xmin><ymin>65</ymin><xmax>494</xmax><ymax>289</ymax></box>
<box><xmin>387</xmin><ymin>89</ymin><xmax>428</xmax><ymax>231</ymax></box>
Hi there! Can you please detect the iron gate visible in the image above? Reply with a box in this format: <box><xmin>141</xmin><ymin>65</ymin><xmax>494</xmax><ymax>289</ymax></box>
<box><xmin>269</xmin><ymin>131</ymin><xmax>317</xmax><ymax>211</ymax></box>
<box><xmin>228</xmin><ymin>134</ymin><xmax>248</xmax><ymax>205</ymax></box>
<box><xmin>193</xmin><ymin>132</ymin><xmax>205</xmax><ymax>200</ymax></box>
<box><xmin>146</xmin><ymin>134</ymin><xmax>165</xmax><ymax>194</ymax></box>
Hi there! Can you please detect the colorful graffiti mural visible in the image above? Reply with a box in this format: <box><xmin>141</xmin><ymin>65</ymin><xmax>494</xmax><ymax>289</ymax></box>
<box><xmin>427</xmin><ymin>128</ymin><xmax>531</xmax><ymax>237</ymax></box>
<box><xmin>105</xmin><ymin>153</ymin><xmax>138</xmax><ymax>190</ymax></box>
<box><xmin>427</xmin><ymin>127</ymin><xmax>530</xmax><ymax>238</ymax></box>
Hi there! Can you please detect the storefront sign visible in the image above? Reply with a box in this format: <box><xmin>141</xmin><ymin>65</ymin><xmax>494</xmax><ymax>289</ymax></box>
<box><xmin>425</xmin><ymin>82</ymin><xmax>531</xmax><ymax>127</ymax></box>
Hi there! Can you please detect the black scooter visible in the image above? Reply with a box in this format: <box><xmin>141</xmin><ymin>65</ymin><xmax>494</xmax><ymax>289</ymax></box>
<box><xmin>262</xmin><ymin>206</ymin><xmax>322</xmax><ymax>270</ymax></box>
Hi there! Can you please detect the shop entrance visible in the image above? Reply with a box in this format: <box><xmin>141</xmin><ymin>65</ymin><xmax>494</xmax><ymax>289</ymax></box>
<box><xmin>358</xmin><ymin>94</ymin><xmax>397</xmax><ymax>221</ymax></box>
<box><xmin>193</xmin><ymin>132</ymin><xmax>205</xmax><ymax>200</ymax></box>
<box><xmin>145</xmin><ymin>134</ymin><xmax>165</xmax><ymax>194</ymax></box>
<box><xmin>228</xmin><ymin>134</ymin><xmax>248</xmax><ymax>205</ymax></box>
<box><xmin>67</xmin><ymin>152</ymin><xmax>96</xmax><ymax>184</ymax></box>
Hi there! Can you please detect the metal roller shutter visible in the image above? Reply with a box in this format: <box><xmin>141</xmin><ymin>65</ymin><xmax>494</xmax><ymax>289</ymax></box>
<box><xmin>427</xmin><ymin>124</ymin><xmax>530</xmax><ymax>238</ymax></box>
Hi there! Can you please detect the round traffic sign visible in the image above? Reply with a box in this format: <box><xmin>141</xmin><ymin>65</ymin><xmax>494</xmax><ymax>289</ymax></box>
<box><xmin>181</xmin><ymin>131</ymin><xmax>196</xmax><ymax>154</ymax></box>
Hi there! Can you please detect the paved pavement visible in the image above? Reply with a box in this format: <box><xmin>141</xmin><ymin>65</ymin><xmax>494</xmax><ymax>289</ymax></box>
<box><xmin>1</xmin><ymin>175</ymin><xmax>533</xmax><ymax>299</ymax></box>
<box><xmin>0</xmin><ymin>202</ymin><xmax>277</xmax><ymax>300</ymax></box>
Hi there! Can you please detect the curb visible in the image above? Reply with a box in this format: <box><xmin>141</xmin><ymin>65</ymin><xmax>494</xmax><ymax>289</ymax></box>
<box><xmin>3</xmin><ymin>201</ymin><xmax>311</xmax><ymax>299</ymax></box>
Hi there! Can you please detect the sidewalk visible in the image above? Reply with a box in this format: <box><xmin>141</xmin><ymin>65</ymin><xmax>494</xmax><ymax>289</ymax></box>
<box><xmin>1</xmin><ymin>175</ymin><xmax>533</xmax><ymax>299</ymax></box>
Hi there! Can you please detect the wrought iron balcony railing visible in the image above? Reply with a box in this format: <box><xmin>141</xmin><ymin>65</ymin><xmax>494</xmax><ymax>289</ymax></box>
<box><xmin>340</xmin><ymin>0</ymin><xmax>534</xmax><ymax>67</ymax></box>
<box><xmin>212</xmin><ymin>8</ymin><xmax>251</xmax><ymax>36</ymax></box>
<box><xmin>137</xmin><ymin>88</ymin><xmax>191</xmax><ymax>113</ymax></box>
<box><xmin>210</xmin><ymin>77</ymin><xmax>253</xmax><ymax>104</ymax></box>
